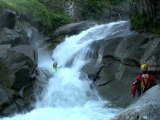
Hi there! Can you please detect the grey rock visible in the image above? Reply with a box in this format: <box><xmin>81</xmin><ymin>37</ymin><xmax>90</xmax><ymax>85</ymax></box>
<box><xmin>0</xmin><ymin>45</ymin><xmax>37</xmax><ymax>90</ymax></box>
<box><xmin>51</xmin><ymin>21</ymin><xmax>96</xmax><ymax>38</ymax></box>
<box><xmin>111</xmin><ymin>85</ymin><xmax>160</xmax><ymax>120</ymax></box>
<box><xmin>0</xmin><ymin>9</ymin><xmax>16</xmax><ymax>30</ymax></box>
<box><xmin>95</xmin><ymin>33</ymin><xmax>160</xmax><ymax>107</ymax></box>
<box><xmin>0</xmin><ymin>28</ymin><xmax>20</xmax><ymax>46</ymax></box>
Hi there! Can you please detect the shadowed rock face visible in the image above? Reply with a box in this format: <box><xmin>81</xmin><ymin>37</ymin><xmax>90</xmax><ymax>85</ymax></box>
<box><xmin>0</xmin><ymin>9</ymin><xmax>43</xmax><ymax>116</ymax></box>
<box><xmin>130</xmin><ymin>0</ymin><xmax>158</xmax><ymax>18</ymax></box>
<box><xmin>96</xmin><ymin>34</ymin><xmax>160</xmax><ymax>107</ymax></box>
<box><xmin>0</xmin><ymin>10</ymin><xmax>16</xmax><ymax>30</ymax></box>
<box><xmin>0</xmin><ymin>45</ymin><xmax>38</xmax><ymax>116</ymax></box>
<box><xmin>0</xmin><ymin>7</ymin><xmax>57</xmax><ymax>116</ymax></box>
<box><xmin>81</xmin><ymin>33</ymin><xmax>160</xmax><ymax>108</ymax></box>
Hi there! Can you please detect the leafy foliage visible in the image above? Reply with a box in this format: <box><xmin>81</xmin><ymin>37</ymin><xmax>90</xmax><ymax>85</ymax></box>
<box><xmin>130</xmin><ymin>15</ymin><xmax>151</xmax><ymax>31</ymax></box>
<box><xmin>130</xmin><ymin>14</ymin><xmax>160</xmax><ymax>35</ymax></box>
<box><xmin>77</xmin><ymin>0</ymin><xmax>128</xmax><ymax>20</ymax></box>
<box><xmin>130</xmin><ymin>1</ymin><xmax>160</xmax><ymax>35</ymax></box>
<box><xmin>0</xmin><ymin>0</ymin><xmax>49</xmax><ymax>23</ymax></box>
<box><xmin>0</xmin><ymin>0</ymin><xmax>128</xmax><ymax>31</ymax></box>
<box><xmin>49</xmin><ymin>12</ymin><xmax>72</xmax><ymax>32</ymax></box>
<box><xmin>78</xmin><ymin>0</ymin><xmax>109</xmax><ymax>20</ymax></box>
<box><xmin>0</xmin><ymin>0</ymin><xmax>72</xmax><ymax>32</ymax></box>
<box><xmin>38</xmin><ymin>0</ymin><xmax>66</xmax><ymax>14</ymax></box>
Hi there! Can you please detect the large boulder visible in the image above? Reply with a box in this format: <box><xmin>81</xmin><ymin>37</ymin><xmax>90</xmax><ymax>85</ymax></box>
<box><xmin>0</xmin><ymin>9</ymin><xmax>50</xmax><ymax>116</ymax></box>
<box><xmin>51</xmin><ymin>21</ymin><xmax>96</xmax><ymax>38</ymax></box>
<box><xmin>49</xmin><ymin>21</ymin><xmax>96</xmax><ymax>49</ymax></box>
<box><xmin>0</xmin><ymin>45</ymin><xmax>37</xmax><ymax>90</ymax></box>
<box><xmin>0</xmin><ymin>23</ymin><xmax>36</xmax><ymax>46</ymax></box>
<box><xmin>0</xmin><ymin>8</ymin><xmax>56</xmax><ymax>116</ymax></box>
<box><xmin>111</xmin><ymin>85</ymin><xmax>160</xmax><ymax>120</ymax></box>
<box><xmin>82</xmin><ymin>37</ymin><xmax>123</xmax><ymax>81</ymax></box>
<box><xmin>0</xmin><ymin>10</ymin><xmax>16</xmax><ymax>30</ymax></box>
<box><xmin>0</xmin><ymin>44</ymin><xmax>38</xmax><ymax>115</ymax></box>
<box><xmin>94</xmin><ymin>33</ymin><xmax>160</xmax><ymax>107</ymax></box>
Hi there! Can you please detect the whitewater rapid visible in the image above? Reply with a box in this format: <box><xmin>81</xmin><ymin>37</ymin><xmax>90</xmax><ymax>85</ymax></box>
<box><xmin>1</xmin><ymin>21</ymin><xmax>132</xmax><ymax>120</ymax></box>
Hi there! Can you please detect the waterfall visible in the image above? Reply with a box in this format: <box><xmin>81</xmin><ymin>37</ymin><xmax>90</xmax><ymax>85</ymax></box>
<box><xmin>1</xmin><ymin>21</ymin><xmax>132</xmax><ymax>120</ymax></box>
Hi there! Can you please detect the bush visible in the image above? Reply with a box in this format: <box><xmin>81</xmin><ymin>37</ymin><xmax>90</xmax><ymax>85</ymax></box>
<box><xmin>78</xmin><ymin>0</ymin><xmax>128</xmax><ymax>20</ymax></box>
<box><xmin>48</xmin><ymin>12</ymin><xmax>72</xmax><ymax>32</ymax></box>
<box><xmin>130</xmin><ymin>15</ymin><xmax>151</xmax><ymax>31</ymax></box>
<box><xmin>78</xmin><ymin>0</ymin><xmax>110</xmax><ymax>20</ymax></box>
<box><xmin>130</xmin><ymin>14</ymin><xmax>160</xmax><ymax>35</ymax></box>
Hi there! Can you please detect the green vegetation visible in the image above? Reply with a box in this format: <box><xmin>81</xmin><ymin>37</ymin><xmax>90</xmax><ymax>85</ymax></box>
<box><xmin>130</xmin><ymin>15</ymin><xmax>152</xmax><ymax>32</ymax></box>
<box><xmin>109</xmin><ymin>0</ymin><xmax>128</xmax><ymax>4</ymax></box>
<box><xmin>129</xmin><ymin>1</ymin><xmax>160</xmax><ymax>35</ymax></box>
<box><xmin>130</xmin><ymin>14</ymin><xmax>160</xmax><ymax>35</ymax></box>
<box><xmin>78</xmin><ymin>0</ymin><xmax>128</xmax><ymax>20</ymax></box>
<box><xmin>79</xmin><ymin>0</ymin><xmax>109</xmax><ymax>20</ymax></box>
<box><xmin>0</xmin><ymin>0</ymin><xmax>51</xmax><ymax>26</ymax></box>
<box><xmin>49</xmin><ymin>13</ymin><xmax>71</xmax><ymax>29</ymax></box>
<box><xmin>0</xmin><ymin>0</ymin><xmax>72</xmax><ymax>32</ymax></box>
<box><xmin>0</xmin><ymin>0</ymin><xmax>128</xmax><ymax>32</ymax></box>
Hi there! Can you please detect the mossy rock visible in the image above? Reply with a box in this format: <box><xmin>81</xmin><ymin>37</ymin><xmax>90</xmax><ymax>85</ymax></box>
<box><xmin>0</xmin><ymin>0</ymin><xmax>72</xmax><ymax>32</ymax></box>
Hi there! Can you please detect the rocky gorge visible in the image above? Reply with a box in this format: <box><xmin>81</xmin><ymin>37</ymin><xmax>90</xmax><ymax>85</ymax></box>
<box><xmin>0</xmin><ymin>0</ymin><xmax>160</xmax><ymax>120</ymax></box>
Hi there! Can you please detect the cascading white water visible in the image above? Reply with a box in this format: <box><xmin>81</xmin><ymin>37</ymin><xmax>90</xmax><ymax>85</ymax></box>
<box><xmin>1</xmin><ymin>21</ymin><xmax>132</xmax><ymax>120</ymax></box>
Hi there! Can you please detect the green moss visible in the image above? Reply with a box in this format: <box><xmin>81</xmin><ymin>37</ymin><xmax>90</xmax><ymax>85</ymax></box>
<box><xmin>0</xmin><ymin>0</ymin><xmax>49</xmax><ymax>23</ymax></box>
<box><xmin>49</xmin><ymin>13</ymin><xmax>72</xmax><ymax>30</ymax></box>
<box><xmin>0</xmin><ymin>0</ymin><xmax>72</xmax><ymax>32</ymax></box>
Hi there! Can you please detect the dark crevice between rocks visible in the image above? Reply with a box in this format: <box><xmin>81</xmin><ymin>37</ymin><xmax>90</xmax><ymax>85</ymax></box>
<box><xmin>111</xmin><ymin>96</ymin><xmax>121</xmax><ymax>102</ymax></box>
<box><xmin>140</xmin><ymin>37</ymin><xmax>151</xmax><ymax>45</ymax></box>
<box><xmin>97</xmin><ymin>80</ymin><xmax>113</xmax><ymax>86</ymax></box>
<box><xmin>136</xmin><ymin>115</ymin><xmax>139</xmax><ymax>120</ymax></box>
<box><xmin>93</xmin><ymin>64</ymin><xmax>105</xmax><ymax>83</ymax></box>
<box><xmin>122</xmin><ymin>58</ymin><xmax>140</xmax><ymax>66</ymax></box>
<box><xmin>103</xmin><ymin>55</ymin><xmax>120</xmax><ymax>61</ymax></box>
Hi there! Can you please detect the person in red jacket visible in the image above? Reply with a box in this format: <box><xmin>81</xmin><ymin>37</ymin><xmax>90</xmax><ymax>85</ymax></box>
<box><xmin>131</xmin><ymin>64</ymin><xmax>156</xmax><ymax>98</ymax></box>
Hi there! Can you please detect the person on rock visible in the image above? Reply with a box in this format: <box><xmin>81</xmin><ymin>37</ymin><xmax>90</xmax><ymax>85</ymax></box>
<box><xmin>131</xmin><ymin>64</ymin><xmax>156</xmax><ymax>98</ymax></box>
